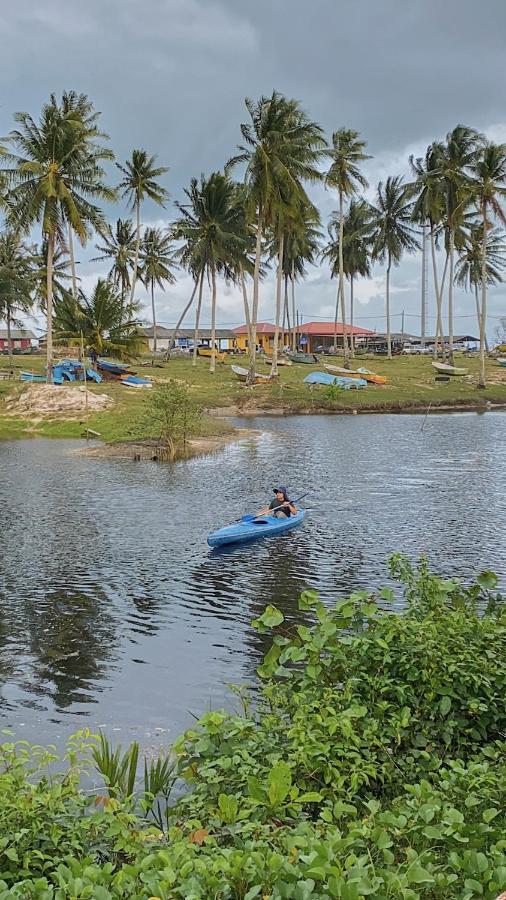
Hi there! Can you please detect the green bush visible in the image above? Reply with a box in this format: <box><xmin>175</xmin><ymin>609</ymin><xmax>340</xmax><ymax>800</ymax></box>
<box><xmin>1</xmin><ymin>557</ymin><xmax>505</xmax><ymax>898</ymax></box>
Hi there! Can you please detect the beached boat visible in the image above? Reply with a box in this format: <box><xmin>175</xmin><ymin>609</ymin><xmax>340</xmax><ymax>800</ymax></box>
<box><xmin>263</xmin><ymin>353</ymin><xmax>292</xmax><ymax>366</ymax></box>
<box><xmin>97</xmin><ymin>359</ymin><xmax>133</xmax><ymax>381</ymax></box>
<box><xmin>497</xmin><ymin>358</ymin><xmax>506</xmax><ymax>368</ymax></box>
<box><xmin>304</xmin><ymin>371</ymin><xmax>367</xmax><ymax>389</ymax></box>
<box><xmin>197</xmin><ymin>346</ymin><xmax>227</xmax><ymax>362</ymax></box>
<box><xmin>287</xmin><ymin>351</ymin><xmax>319</xmax><ymax>364</ymax></box>
<box><xmin>20</xmin><ymin>372</ymin><xmax>47</xmax><ymax>383</ymax></box>
<box><xmin>432</xmin><ymin>362</ymin><xmax>468</xmax><ymax>376</ymax></box>
<box><xmin>324</xmin><ymin>364</ymin><xmax>387</xmax><ymax>385</ymax></box>
<box><xmin>231</xmin><ymin>365</ymin><xmax>271</xmax><ymax>384</ymax></box>
<box><xmin>208</xmin><ymin>509</ymin><xmax>305</xmax><ymax>548</ymax></box>
<box><xmin>121</xmin><ymin>375</ymin><xmax>152</xmax><ymax>389</ymax></box>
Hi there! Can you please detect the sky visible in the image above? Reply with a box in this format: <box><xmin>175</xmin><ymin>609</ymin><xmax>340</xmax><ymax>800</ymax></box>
<box><xmin>2</xmin><ymin>0</ymin><xmax>506</xmax><ymax>340</ymax></box>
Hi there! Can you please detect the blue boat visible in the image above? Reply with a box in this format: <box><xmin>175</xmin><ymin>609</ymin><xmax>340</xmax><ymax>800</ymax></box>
<box><xmin>121</xmin><ymin>375</ymin><xmax>152</xmax><ymax>388</ymax></box>
<box><xmin>304</xmin><ymin>371</ymin><xmax>367</xmax><ymax>389</ymax></box>
<box><xmin>20</xmin><ymin>371</ymin><xmax>64</xmax><ymax>385</ymax></box>
<box><xmin>207</xmin><ymin>509</ymin><xmax>305</xmax><ymax>548</ymax></box>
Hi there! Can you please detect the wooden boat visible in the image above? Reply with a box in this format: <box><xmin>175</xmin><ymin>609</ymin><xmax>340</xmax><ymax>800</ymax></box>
<box><xmin>231</xmin><ymin>365</ymin><xmax>271</xmax><ymax>384</ymax></box>
<box><xmin>432</xmin><ymin>361</ymin><xmax>468</xmax><ymax>376</ymax></box>
<box><xmin>263</xmin><ymin>353</ymin><xmax>292</xmax><ymax>366</ymax></box>
<box><xmin>497</xmin><ymin>359</ymin><xmax>506</xmax><ymax>368</ymax></box>
<box><xmin>97</xmin><ymin>359</ymin><xmax>133</xmax><ymax>381</ymax></box>
<box><xmin>20</xmin><ymin>372</ymin><xmax>46</xmax><ymax>383</ymax></box>
<box><xmin>121</xmin><ymin>375</ymin><xmax>152</xmax><ymax>389</ymax></box>
<box><xmin>304</xmin><ymin>371</ymin><xmax>367</xmax><ymax>389</ymax></box>
<box><xmin>197</xmin><ymin>346</ymin><xmax>227</xmax><ymax>362</ymax></box>
<box><xmin>208</xmin><ymin>509</ymin><xmax>305</xmax><ymax>548</ymax></box>
<box><xmin>324</xmin><ymin>364</ymin><xmax>387</xmax><ymax>385</ymax></box>
<box><xmin>287</xmin><ymin>351</ymin><xmax>319</xmax><ymax>364</ymax></box>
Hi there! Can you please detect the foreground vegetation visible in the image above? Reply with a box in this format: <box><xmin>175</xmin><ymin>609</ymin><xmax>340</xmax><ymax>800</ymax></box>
<box><xmin>0</xmin><ymin>557</ymin><xmax>505</xmax><ymax>897</ymax></box>
<box><xmin>1</xmin><ymin>352</ymin><xmax>506</xmax><ymax>442</ymax></box>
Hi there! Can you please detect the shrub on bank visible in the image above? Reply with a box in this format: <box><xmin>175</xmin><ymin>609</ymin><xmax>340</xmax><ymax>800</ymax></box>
<box><xmin>0</xmin><ymin>558</ymin><xmax>505</xmax><ymax>898</ymax></box>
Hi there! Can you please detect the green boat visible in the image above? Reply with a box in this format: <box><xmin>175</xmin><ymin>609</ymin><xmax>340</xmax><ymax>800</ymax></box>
<box><xmin>287</xmin><ymin>351</ymin><xmax>319</xmax><ymax>364</ymax></box>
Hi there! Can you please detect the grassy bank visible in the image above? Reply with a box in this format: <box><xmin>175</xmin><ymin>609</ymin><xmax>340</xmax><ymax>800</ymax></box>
<box><xmin>1</xmin><ymin>558</ymin><xmax>505</xmax><ymax>898</ymax></box>
<box><xmin>1</xmin><ymin>352</ymin><xmax>506</xmax><ymax>442</ymax></box>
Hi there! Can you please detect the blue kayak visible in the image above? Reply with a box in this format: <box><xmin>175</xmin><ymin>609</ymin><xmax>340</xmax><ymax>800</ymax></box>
<box><xmin>208</xmin><ymin>509</ymin><xmax>305</xmax><ymax>548</ymax></box>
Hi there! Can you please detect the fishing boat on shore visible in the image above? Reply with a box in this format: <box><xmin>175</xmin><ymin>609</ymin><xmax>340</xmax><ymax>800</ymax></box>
<box><xmin>197</xmin><ymin>346</ymin><xmax>227</xmax><ymax>362</ymax></box>
<box><xmin>325</xmin><ymin>364</ymin><xmax>387</xmax><ymax>385</ymax></box>
<box><xmin>287</xmin><ymin>351</ymin><xmax>319</xmax><ymax>364</ymax></box>
<box><xmin>231</xmin><ymin>365</ymin><xmax>271</xmax><ymax>384</ymax></box>
<box><xmin>497</xmin><ymin>359</ymin><xmax>506</xmax><ymax>368</ymax></box>
<box><xmin>432</xmin><ymin>361</ymin><xmax>468</xmax><ymax>376</ymax></box>
<box><xmin>97</xmin><ymin>359</ymin><xmax>133</xmax><ymax>381</ymax></box>
<box><xmin>121</xmin><ymin>375</ymin><xmax>152</xmax><ymax>389</ymax></box>
<box><xmin>263</xmin><ymin>353</ymin><xmax>292</xmax><ymax>366</ymax></box>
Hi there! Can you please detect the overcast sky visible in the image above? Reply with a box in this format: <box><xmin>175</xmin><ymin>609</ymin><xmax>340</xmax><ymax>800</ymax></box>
<box><xmin>2</xmin><ymin>0</ymin><xmax>506</xmax><ymax>339</ymax></box>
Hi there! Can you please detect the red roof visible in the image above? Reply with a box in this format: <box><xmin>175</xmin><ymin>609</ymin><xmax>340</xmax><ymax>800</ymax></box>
<box><xmin>234</xmin><ymin>321</ymin><xmax>375</xmax><ymax>336</ymax></box>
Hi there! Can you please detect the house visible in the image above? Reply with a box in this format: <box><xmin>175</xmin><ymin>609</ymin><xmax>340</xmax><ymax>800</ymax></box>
<box><xmin>0</xmin><ymin>329</ymin><xmax>37</xmax><ymax>352</ymax></box>
<box><xmin>143</xmin><ymin>326</ymin><xmax>237</xmax><ymax>352</ymax></box>
<box><xmin>233</xmin><ymin>321</ymin><xmax>376</xmax><ymax>354</ymax></box>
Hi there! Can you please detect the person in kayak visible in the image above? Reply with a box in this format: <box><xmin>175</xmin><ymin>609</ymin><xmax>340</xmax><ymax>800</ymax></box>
<box><xmin>257</xmin><ymin>486</ymin><xmax>297</xmax><ymax>519</ymax></box>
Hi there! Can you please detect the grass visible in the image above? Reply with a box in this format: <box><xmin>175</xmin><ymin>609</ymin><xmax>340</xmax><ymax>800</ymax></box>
<box><xmin>1</xmin><ymin>351</ymin><xmax>505</xmax><ymax>442</ymax></box>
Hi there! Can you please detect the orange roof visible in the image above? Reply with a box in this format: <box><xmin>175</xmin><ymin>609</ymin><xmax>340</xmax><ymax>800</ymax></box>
<box><xmin>234</xmin><ymin>321</ymin><xmax>375</xmax><ymax>336</ymax></box>
<box><xmin>234</xmin><ymin>322</ymin><xmax>277</xmax><ymax>334</ymax></box>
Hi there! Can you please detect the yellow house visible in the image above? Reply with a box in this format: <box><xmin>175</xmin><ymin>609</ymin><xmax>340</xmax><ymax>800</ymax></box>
<box><xmin>233</xmin><ymin>323</ymin><xmax>277</xmax><ymax>353</ymax></box>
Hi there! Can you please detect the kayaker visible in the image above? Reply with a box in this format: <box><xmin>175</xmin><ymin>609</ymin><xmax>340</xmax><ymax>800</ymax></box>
<box><xmin>257</xmin><ymin>486</ymin><xmax>297</xmax><ymax>519</ymax></box>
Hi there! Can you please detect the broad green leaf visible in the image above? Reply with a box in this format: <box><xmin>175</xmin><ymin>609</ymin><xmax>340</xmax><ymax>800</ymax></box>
<box><xmin>407</xmin><ymin>865</ymin><xmax>435</xmax><ymax>884</ymax></box>
<box><xmin>476</xmin><ymin>571</ymin><xmax>498</xmax><ymax>590</ymax></box>
<box><xmin>268</xmin><ymin>762</ymin><xmax>292</xmax><ymax>807</ymax></box>
<box><xmin>439</xmin><ymin>696</ymin><xmax>451</xmax><ymax>717</ymax></box>
<box><xmin>252</xmin><ymin>605</ymin><xmax>284</xmax><ymax>631</ymax></box>
<box><xmin>482</xmin><ymin>807</ymin><xmax>499</xmax><ymax>823</ymax></box>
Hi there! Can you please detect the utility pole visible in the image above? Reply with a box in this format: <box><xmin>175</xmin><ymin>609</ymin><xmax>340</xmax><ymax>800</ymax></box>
<box><xmin>401</xmin><ymin>309</ymin><xmax>405</xmax><ymax>341</ymax></box>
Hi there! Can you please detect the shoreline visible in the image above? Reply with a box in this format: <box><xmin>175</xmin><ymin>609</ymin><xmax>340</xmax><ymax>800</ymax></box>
<box><xmin>78</xmin><ymin>427</ymin><xmax>258</xmax><ymax>461</ymax></box>
<box><xmin>207</xmin><ymin>398</ymin><xmax>506</xmax><ymax>417</ymax></box>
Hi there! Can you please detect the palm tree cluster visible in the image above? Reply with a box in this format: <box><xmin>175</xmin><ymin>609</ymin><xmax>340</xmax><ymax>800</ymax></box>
<box><xmin>1</xmin><ymin>91</ymin><xmax>506</xmax><ymax>387</ymax></box>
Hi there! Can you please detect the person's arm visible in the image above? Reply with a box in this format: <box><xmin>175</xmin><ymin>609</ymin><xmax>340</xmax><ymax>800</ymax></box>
<box><xmin>287</xmin><ymin>502</ymin><xmax>297</xmax><ymax>514</ymax></box>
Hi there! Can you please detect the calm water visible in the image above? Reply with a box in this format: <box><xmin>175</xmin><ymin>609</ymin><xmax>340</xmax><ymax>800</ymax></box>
<box><xmin>1</xmin><ymin>412</ymin><xmax>505</xmax><ymax>748</ymax></box>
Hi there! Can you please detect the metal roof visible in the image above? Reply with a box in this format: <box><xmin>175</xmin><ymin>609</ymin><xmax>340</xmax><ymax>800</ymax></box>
<box><xmin>0</xmin><ymin>329</ymin><xmax>37</xmax><ymax>340</ymax></box>
<box><xmin>143</xmin><ymin>326</ymin><xmax>236</xmax><ymax>340</ymax></box>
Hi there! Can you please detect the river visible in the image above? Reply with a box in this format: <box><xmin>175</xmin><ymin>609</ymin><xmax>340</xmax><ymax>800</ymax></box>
<box><xmin>0</xmin><ymin>412</ymin><xmax>505</xmax><ymax>749</ymax></box>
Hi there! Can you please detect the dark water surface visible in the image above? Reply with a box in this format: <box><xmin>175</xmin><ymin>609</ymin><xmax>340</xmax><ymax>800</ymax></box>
<box><xmin>1</xmin><ymin>412</ymin><xmax>505</xmax><ymax>748</ymax></box>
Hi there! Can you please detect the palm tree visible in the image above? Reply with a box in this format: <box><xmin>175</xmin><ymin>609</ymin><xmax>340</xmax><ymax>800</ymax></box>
<box><xmin>439</xmin><ymin>126</ymin><xmax>485</xmax><ymax>362</ymax></box>
<box><xmin>469</xmin><ymin>142</ymin><xmax>506</xmax><ymax>387</ymax></box>
<box><xmin>93</xmin><ymin>219</ymin><xmax>136</xmax><ymax>306</ymax></box>
<box><xmin>326</xmin><ymin>129</ymin><xmax>370</xmax><ymax>364</ymax></box>
<box><xmin>410</xmin><ymin>143</ymin><xmax>447</xmax><ymax>357</ymax></box>
<box><xmin>1</xmin><ymin>93</ymin><xmax>113</xmax><ymax>380</ymax></box>
<box><xmin>117</xmin><ymin>150</ymin><xmax>169</xmax><ymax>310</ymax></box>
<box><xmin>228</xmin><ymin>92</ymin><xmax>327</xmax><ymax>380</ymax></box>
<box><xmin>372</xmin><ymin>176</ymin><xmax>419</xmax><ymax>358</ymax></box>
<box><xmin>455</xmin><ymin>222</ymin><xmax>506</xmax><ymax>350</ymax></box>
<box><xmin>323</xmin><ymin>199</ymin><xmax>374</xmax><ymax>357</ymax></box>
<box><xmin>140</xmin><ymin>227</ymin><xmax>178</xmax><ymax>352</ymax></box>
<box><xmin>35</xmin><ymin>239</ymin><xmax>72</xmax><ymax>311</ymax></box>
<box><xmin>54</xmin><ymin>278</ymin><xmax>144</xmax><ymax>362</ymax></box>
<box><xmin>173</xmin><ymin>172</ymin><xmax>247</xmax><ymax>372</ymax></box>
<box><xmin>0</xmin><ymin>231</ymin><xmax>35</xmax><ymax>364</ymax></box>
<box><xmin>276</xmin><ymin>205</ymin><xmax>322</xmax><ymax>351</ymax></box>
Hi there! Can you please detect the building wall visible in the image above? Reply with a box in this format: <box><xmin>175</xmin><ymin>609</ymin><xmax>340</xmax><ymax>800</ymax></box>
<box><xmin>0</xmin><ymin>338</ymin><xmax>31</xmax><ymax>350</ymax></box>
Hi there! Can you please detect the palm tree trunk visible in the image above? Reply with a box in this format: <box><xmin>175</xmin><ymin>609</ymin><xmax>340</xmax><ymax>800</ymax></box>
<box><xmin>270</xmin><ymin>229</ymin><xmax>284</xmax><ymax>378</ymax></box>
<box><xmin>285</xmin><ymin>273</ymin><xmax>291</xmax><ymax>339</ymax></box>
<box><xmin>68</xmin><ymin>222</ymin><xmax>78</xmax><ymax>300</ymax></box>
<box><xmin>240</xmin><ymin>269</ymin><xmax>253</xmax><ymax>351</ymax></box>
<box><xmin>6</xmin><ymin>303</ymin><xmax>13</xmax><ymax>368</ymax></box>
<box><xmin>478</xmin><ymin>203</ymin><xmax>488</xmax><ymax>388</ymax></box>
<box><xmin>474</xmin><ymin>284</ymin><xmax>489</xmax><ymax>352</ymax></box>
<box><xmin>448</xmin><ymin>233</ymin><xmax>454</xmax><ymax>365</ymax></box>
<box><xmin>430</xmin><ymin>226</ymin><xmax>443</xmax><ymax>359</ymax></box>
<box><xmin>281</xmin><ymin>273</ymin><xmax>288</xmax><ymax>350</ymax></box>
<box><xmin>46</xmin><ymin>233</ymin><xmax>54</xmax><ymax>383</ymax></box>
<box><xmin>386</xmin><ymin>259</ymin><xmax>392</xmax><ymax>359</ymax></box>
<box><xmin>167</xmin><ymin>277</ymin><xmax>199</xmax><ymax>360</ymax></box>
<box><xmin>210</xmin><ymin>264</ymin><xmax>217</xmax><ymax>374</ymax></box>
<box><xmin>438</xmin><ymin>252</ymin><xmax>449</xmax><ymax>359</ymax></box>
<box><xmin>129</xmin><ymin>196</ymin><xmax>141</xmax><ymax>309</ymax></box>
<box><xmin>291</xmin><ymin>261</ymin><xmax>296</xmax><ymax>351</ymax></box>
<box><xmin>333</xmin><ymin>280</ymin><xmax>339</xmax><ymax>352</ymax></box>
<box><xmin>247</xmin><ymin>214</ymin><xmax>263</xmax><ymax>384</ymax></box>
<box><xmin>151</xmin><ymin>280</ymin><xmax>158</xmax><ymax>352</ymax></box>
<box><xmin>350</xmin><ymin>276</ymin><xmax>355</xmax><ymax>358</ymax></box>
<box><xmin>192</xmin><ymin>269</ymin><xmax>205</xmax><ymax>367</ymax></box>
<box><xmin>338</xmin><ymin>189</ymin><xmax>349</xmax><ymax>366</ymax></box>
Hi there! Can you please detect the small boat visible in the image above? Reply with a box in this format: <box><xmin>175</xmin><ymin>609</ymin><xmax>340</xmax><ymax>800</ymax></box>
<box><xmin>97</xmin><ymin>359</ymin><xmax>133</xmax><ymax>381</ymax></box>
<box><xmin>287</xmin><ymin>351</ymin><xmax>319</xmax><ymax>364</ymax></box>
<box><xmin>121</xmin><ymin>375</ymin><xmax>152</xmax><ymax>389</ymax></box>
<box><xmin>324</xmin><ymin>364</ymin><xmax>387</xmax><ymax>385</ymax></box>
<box><xmin>432</xmin><ymin>362</ymin><xmax>468</xmax><ymax>376</ymax></box>
<box><xmin>497</xmin><ymin>359</ymin><xmax>506</xmax><ymax>368</ymax></box>
<box><xmin>20</xmin><ymin>372</ymin><xmax>47</xmax><ymax>383</ymax></box>
<box><xmin>208</xmin><ymin>509</ymin><xmax>305</xmax><ymax>548</ymax></box>
<box><xmin>304</xmin><ymin>371</ymin><xmax>367</xmax><ymax>389</ymax></box>
<box><xmin>197</xmin><ymin>346</ymin><xmax>227</xmax><ymax>362</ymax></box>
<box><xmin>231</xmin><ymin>365</ymin><xmax>271</xmax><ymax>384</ymax></box>
<box><xmin>263</xmin><ymin>353</ymin><xmax>293</xmax><ymax>366</ymax></box>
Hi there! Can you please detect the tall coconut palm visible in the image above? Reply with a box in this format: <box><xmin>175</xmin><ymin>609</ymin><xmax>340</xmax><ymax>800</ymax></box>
<box><xmin>173</xmin><ymin>172</ymin><xmax>247</xmax><ymax>372</ymax></box>
<box><xmin>228</xmin><ymin>92</ymin><xmax>327</xmax><ymax>380</ymax></box>
<box><xmin>0</xmin><ymin>231</ymin><xmax>35</xmax><ymax>364</ymax></box>
<box><xmin>93</xmin><ymin>219</ymin><xmax>136</xmax><ymax>306</ymax></box>
<box><xmin>372</xmin><ymin>176</ymin><xmax>419</xmax><ymax>358</ymax></box>
<box><xmin>54</xmin><ymin>278</ymin><xmax>144</xmax><ymax>362</ymax></box>
<box><xmin>326</xmin><ymin>129</ymin><xmax>370</xmax><ymax>364</ymax></box>
<box><xmin>469</xmin><ymin>142</ymin><xmax>506</xmax><ymax>387</ymax></box>
<box><xmin>439</xmin><ymin>126</ymin><xmax>485</xmax><ymax>362</ymax></box>
<box><xmin>117</xmin><ymin>150</ymin><xmax>169</xmax><ymax>310</ymax></box>
<box><xmin>277</xmin><ymin>204</ymin><xmax>322</xmax><ymax>351</ymax></box>
<box><xmin>410</xmin><ymin>143</ymin><xmax>447</xmax><ymax>356</ymax></box>
<box><xmin>140</xmin><ymin>227</ymin><xmax>178</xmax><ymax>352</ymax></box>
<box><xmin>1</xmin><ymin>93</ymin><xmax>113</xmax><ymax>380</ymax></box>
<box><xmin>35</xmin><ymin>239</ymin><xmax>72</xmax><ymax>311</ymax></box>
<box><xmin>323</xmin><ymin>199</ymin><xmax>374</xmax><ymax>357</ymax></box>
<box><xmin>455</xmin><ymin>222</ymin><xmax>506</xmax><ymax>350</ymax></box>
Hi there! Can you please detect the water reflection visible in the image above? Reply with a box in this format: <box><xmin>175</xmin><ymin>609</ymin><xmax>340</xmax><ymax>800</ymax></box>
<box><xmin>0</xmin><ymin>413</ymin><xmax>505</xmax><ymax>745</ymax></box>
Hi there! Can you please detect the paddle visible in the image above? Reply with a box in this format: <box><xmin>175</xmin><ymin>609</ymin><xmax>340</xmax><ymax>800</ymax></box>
<box><xmin>241</xmin><ymin>492</ymin><xmax>309</xmax><ymax>523</ymax></box>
